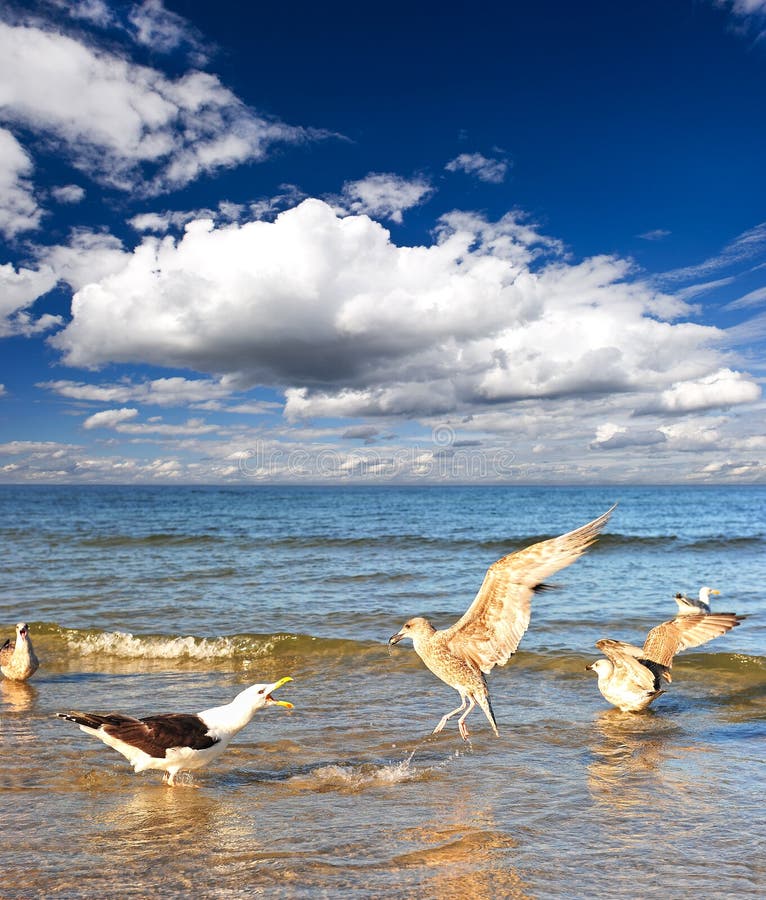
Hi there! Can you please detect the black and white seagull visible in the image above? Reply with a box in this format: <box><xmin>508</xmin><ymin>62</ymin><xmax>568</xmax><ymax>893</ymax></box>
<box><xmin>56</xmin><ymin>677</ymin><xmax>293</xmax><ymax>785</ymax></box>
<box><xmin>0</xmin><ymin>622</ymin><xmax>39</xmax><ymax>681</ymax></box>
<box><xmin>674</xmin><ymin>586</ymin><xmax>720</xmax><ymax>615</ymax></box>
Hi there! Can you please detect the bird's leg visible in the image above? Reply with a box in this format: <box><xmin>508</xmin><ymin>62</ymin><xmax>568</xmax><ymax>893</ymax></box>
<box><xmin>432</xmin><ymin>697</ymin><xmax>468</xmax><ymax>734</ymax></box>
<box><xmin>457</xmin><ymin>697</ymin><xmax>477</xmax><ymax>741</ymax></box>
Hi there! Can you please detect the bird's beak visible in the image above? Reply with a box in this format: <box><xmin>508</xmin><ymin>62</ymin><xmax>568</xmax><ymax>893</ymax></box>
<box><xmin>712</xmin><ymin>589</ymin><xmax>721</xmax><ymax>595</ymax></box>
<box><xmin>585</xmin><ymin>663</ymin><xmax>594</xmax><ymax>671</ymax></box>
<box><xmin>388</xmin><ymin>632</ymin><xmax>404</xmax><ymax>645</ymax></box>
<box><xmin>266</xmin><ymin>676</ymin><xmax>294</xmax><ymax>709</ymax></box>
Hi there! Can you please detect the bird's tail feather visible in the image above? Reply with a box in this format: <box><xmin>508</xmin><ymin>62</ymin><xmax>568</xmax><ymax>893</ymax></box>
<box><xmin>477</xmin><ymin>693</ymin><xmax>499</xmax><ymax>737</ymax></box>
<box><xmin>56</xmin><ymin>711</ymin><xmax>131</xmax><ymax>729</ymax></box>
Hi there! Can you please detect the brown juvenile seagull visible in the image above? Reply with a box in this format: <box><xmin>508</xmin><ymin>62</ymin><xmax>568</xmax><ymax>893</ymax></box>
<box><xmin>0</xmin><ymin>622</ymin><xmax>40</xmax><ymax>681</ymax></box>
<box><xmin>587</xmin><ymin>613</ymin><xmax>744</xmax><ymax>712</ymax></box>
<box><xmin>56</xmin><ymin>677</ymin><xmax>293</xmax><ymax>785</ymax></box>
<box><xmin>389</xmin><ymin>505</ymin><xmax>615</xmax><ymax>740</ymax></box>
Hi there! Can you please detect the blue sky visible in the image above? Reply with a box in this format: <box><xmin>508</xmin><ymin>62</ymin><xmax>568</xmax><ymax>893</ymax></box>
<box><xmin>1</xmin><ymin>0</ymin><xmax>765</xmax><ymax>483</ymax></box>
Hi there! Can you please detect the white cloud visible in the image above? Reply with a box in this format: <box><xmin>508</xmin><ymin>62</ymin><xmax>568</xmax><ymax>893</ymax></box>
<box><xmin>638</xmin><ymin>368</ymin><xmax>761</xmax><ymax>414</ymax></box>
<box><xmin>638</xmin><ymin>229</ymin><xmax>670</xmax><ymax>241</ymax></box>
<box><xmin>0</xmin><ymin>384</ymin><xmax>5</xmax><ymax>396</ymax></box>
<box><xmin>114</xmin><ymin>417</ymin><xmax>219</xmax><ymax>436</ymax></box>
<box><xmin>56</xmin><ymin>0</ymin><xmax>115</xmax><ymax>28</ymax></box>
<box><xmin>42</xmin><ymin>376</ymin><xmax>236</xmax><ymax>407</ymax></box>
<box><xmin>83</xmin><ymin>408</ymin><xmax>139</xmax><ymax>429</ymax></box>
<box><xmin>0</xmin><ymin>440</ymin><xmax>82</xmax><ymax>455</ymax></box>
<box><xmin>0</xmin><ymin>22</ymin><xmax>317</xmax><ymax>196</ymax></box>
<box><xmin>50</xmin><ymin>184</ymin><xmax>86</xmax><ymax>204</ymax></box>
<box><xmin>82</xmin><ymin>406</ymin><xmax>219</xmax><ymax>436</ymax></box>
<box><xmin>590</xmin><ymin>423</ymin><xmax>667</xmax><ymax>450</ymax></box>
<box><xmin>128</xmin><ymin>0</ymin><xmax>201</xmax><ymax>55</ymax></box>
<box><xmin>445</xmin><ymin>152</ymin><xmax>509</xmax><ymax>184</ymax></box>
<box><xmin>337</xmin><ymin>173</ymin><xmax>433</xmax><ymax>223</ymax></box>
<box><xmin>0</xmin><ymin>262</ymin><xmax>60</xmax><ymax>337</ymax></box>
<box><xmin>659</xmin><ymin>222</ymin><xmax>766</xmax><ymax>285</ymax></box>
<box><xmin>659</xmin><ymin>419</ymin><xmax>724</xmax><ymax>451</ymax></box>
<box><xmin>49</xmin><ymin>198</ymin><xmax>754</xmax><ymax>424</ymax></box>
<box><xmin>0</xmin><ymin>127</ymin><xmax>42</xmax><ymax>237</ymax></box>
<box><xmin>724</xmin><ymin>285</ymin><xmax>766</xmax><ymax>310</ymax></box>
<box><xmin>38</xmin><ymin>229</ymin><xmax>130</xmax><ymax>292</ymax></box>
<box><xmin>716</xmin><ymin>0</ymin><xmax>766</xmax><ymax>29</ymax></box>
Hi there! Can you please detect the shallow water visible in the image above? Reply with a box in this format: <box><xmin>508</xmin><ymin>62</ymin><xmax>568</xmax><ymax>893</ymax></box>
<box><xmin>1</xmin><ymin>485</ymin><xmax>764</xmax><ymax>898</ymax></box>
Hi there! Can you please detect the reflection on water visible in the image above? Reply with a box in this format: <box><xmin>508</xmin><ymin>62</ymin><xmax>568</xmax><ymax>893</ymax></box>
<box><xmin>586</xmin><ymin>708</ymin><xmax>681</xmax><ymax>810</ymax></box>
<box><xmin>0</xmin><ymin>678</ymin><xmax>37</xmax><ymax>713</ymax></box>
<box><xmin>390</xmin><ymin>822</ymin><xmax>531</xmax><ymax>900</ymax></box>
<box><xmin>0</xmin><ymin>680</ymin><xmax>38</xmax><ymax>747</ymax></box>
<box><xmin>585</xmin><ymin>706</ymin><xmax>725</xmax><ymax>822</ymax></box>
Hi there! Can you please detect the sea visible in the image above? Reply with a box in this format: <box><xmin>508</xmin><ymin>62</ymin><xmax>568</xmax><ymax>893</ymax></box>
<box><xmin>0</xmin><ymin>484</ymin><xmax>763</xmax><ymax>899</ymax></box>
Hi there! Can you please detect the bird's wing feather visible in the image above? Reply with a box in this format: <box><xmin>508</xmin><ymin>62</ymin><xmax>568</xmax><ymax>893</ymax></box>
<box><xmin>443</xmin><ymin>505</ymin><xmax>615</xmax><ymax>673</ymax></box>
<box><xmin>0</xmin><ymin>639</ymin><xmax>12</xmax><ymax>664</ymax></box>
<box><xmin>58</xmin><ymin>710</ymin><xmax>219</xmax><ymax>757</ymax></box>
<box><xmin>107</xmin><ymin>713</ymin><xmax>219</xmax><ymax>757</ymax></box>
<box><xmin>595</xmin><ymin>639</ymin><xmax>659</xmax><ymax>691</ymax></box>
<box><xmin>642</xmin><ymin>613</ymin><xmax>744</xmax><ymax>667</ymax></box>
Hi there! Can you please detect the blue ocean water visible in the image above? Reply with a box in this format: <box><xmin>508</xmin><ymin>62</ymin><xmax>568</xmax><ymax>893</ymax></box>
<box><xmin>0</xmin><ymin>484</ymin><xmax>763</xmax><ymax>652</ymax></box>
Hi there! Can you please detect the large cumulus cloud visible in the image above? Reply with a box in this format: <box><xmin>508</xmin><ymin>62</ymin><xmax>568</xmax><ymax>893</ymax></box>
<box><xmin>50</xmin><ymin>198</ymin><xmax>757</xmax><ymax>420</ymax></box>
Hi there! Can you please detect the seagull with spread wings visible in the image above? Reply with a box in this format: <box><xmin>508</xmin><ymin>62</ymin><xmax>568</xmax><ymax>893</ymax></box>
<box><xmin>587</xmin><ymin>613</ymin><xmax>744</xmax><ymax>712</ymax></box>
<box><xmin>388</xmin><ymin>505</ymin><xmax>615</xmax><ymax>740</ymax></box>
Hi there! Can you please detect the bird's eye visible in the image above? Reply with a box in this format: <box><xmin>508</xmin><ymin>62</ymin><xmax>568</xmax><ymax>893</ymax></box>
<box><xmin>258</xmin><ymin>688</ymin><xmax>265</xmax><ymax>694</ymax></box>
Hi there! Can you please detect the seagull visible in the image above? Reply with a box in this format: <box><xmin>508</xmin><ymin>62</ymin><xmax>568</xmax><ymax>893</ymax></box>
<box><xmin>674</xmin><ymin>586</ymin><xmax>720</xmax><ymax>615</ymax></box>
<box><xmin>0</xmin><ymin>623</ymin><xmax>40</xmax><ymax>681</ymax></box>
<box><xmin>587</xmin><ymin>613</ymin><xmax>744</xmax><ymax>712</ymax></box>
<box><xmin>56</xmin><ymin>677</ymin><xmax>293</xmax><ymax>785</ymax></box>
<box><xmin>389</xmin><ymin>505</ymin><xmax>615</xmax><ymax>740</ymax></box>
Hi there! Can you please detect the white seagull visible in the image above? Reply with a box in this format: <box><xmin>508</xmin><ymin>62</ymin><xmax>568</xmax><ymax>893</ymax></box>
<box><xmin>0</xmin><ymin>623</ymin><xmax>39</xmax><ymax>681</ymax></box>
<box><xmin>674</xmin><ymin>586</ymin><xmax>720</xmax><ymax>615</ymax></box>
<box><xmin>56</xmin><ymin>677</ymin><xmax>293</xmax><ymax>785</ymax></box>
<box><xmin>389</xmin><ymin>506</ymin><xmax>615</xmax><ymax>740</ymax></box>
<box><xmin>587</xmin><ymin>613</ymin><xmax>744</xmax><ymax>712</ymax></box>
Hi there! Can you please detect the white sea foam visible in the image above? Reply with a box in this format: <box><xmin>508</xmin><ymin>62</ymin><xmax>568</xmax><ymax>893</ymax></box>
<box><xmin>63</xmin><ymin>629</ymin><xmax>280</xmax><ymax>660</ymax></box>
<box><xmin>288</xmin><ymin>758</ymin><xmax>433</xmax><ymax>792</ymax></box>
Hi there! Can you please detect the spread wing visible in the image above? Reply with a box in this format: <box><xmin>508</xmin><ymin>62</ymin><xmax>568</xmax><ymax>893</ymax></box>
<box><xmin>442</xmin><ymin>505</ymin><xmax>616</xmax><ymax>674</ymax></box>
<box><xmin>595</xmin><ymin>639</ymin><xmax>659</xmax><ymax>692</ymax></box>
<box><xmin>641</xmin><ymin>613</ymin><xmax>744</xmax><ymax>668</ymax></box>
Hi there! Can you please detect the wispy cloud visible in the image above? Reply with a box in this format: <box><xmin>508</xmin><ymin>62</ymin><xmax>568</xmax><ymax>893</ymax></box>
<box><xmin>724</xmin><ymin>285</ymin><xmax>766</xmax><ymax>309</ymax></box>
<box><xmin>445</xmin><ymin>152</ymin><xmax>509</xmax><ymax>184</ymax></box>
<box><xmin>0</xmin><ymin>128</ymin><xmax>42</xmax><ymax>238</ymax></box>
<box><xmin>0</xmin><ymin>21</ymin><xmax>327</xmax><ymax>197</ymax></box>
<box><xmin>638</xmin><ymin>228</ymin><xmax>670</xmax><ymax>241</ymax></box>
<box><xmin>658</xmin><ymin>222</ymin><xmax>766</xmax><ymax>285</ymax></box>
<box><xmin>336</xmin><ymin>173</ymin><xmax>433</xmax><ymax>223</ymax></box>
<box><xmin>41</xmin><ymin>376</ymin><xmax>237</xmax><ymax>407</ymax></box>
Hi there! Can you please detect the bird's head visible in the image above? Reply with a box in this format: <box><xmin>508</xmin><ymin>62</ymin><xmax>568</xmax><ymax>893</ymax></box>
<box><xmin>388</xmin><ymin>617</ymin><xmax>434</xmax><ymax>646</ymax></box>
<box><xmin>237</xmin><ymin>677</ymin><xmax>294</xmax><ymax>711</ymax></box>
<box><xmin>586</xmin><ymin>659</ymin><xmax>611</xmax><ymax>677</ymax></box>
<box><xmin>16</xmin><ymin>623</ymin><xmax>29</xmax><ymax>641</ymax></box>
<box><xmin>699</xmin><ymin>586</ymin><xmax>720</xmax><ymax>601</ymax></box>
